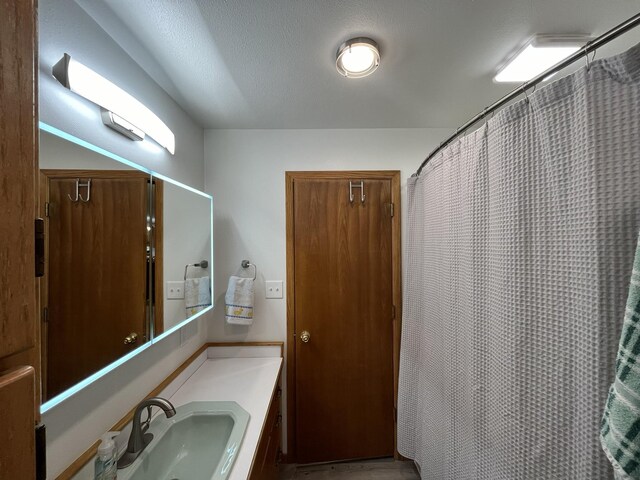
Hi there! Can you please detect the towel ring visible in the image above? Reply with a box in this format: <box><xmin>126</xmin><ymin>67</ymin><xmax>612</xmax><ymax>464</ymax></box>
<box><xmin>184</xmin><ymin>260</ymin><xmax>209</xmax><ymax>281</ymax></box>
<box><xmin>241</xmin><ymin>260</ymin><xmax>257</xmax><ymax>280</ymax></box>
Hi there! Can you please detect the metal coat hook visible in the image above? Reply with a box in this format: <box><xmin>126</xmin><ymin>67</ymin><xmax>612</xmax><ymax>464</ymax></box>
<box><xmin>67</xmin><ymin>178</ymin><xmax>79</xmax><ymax>202</ymax></box>
<box><xmin>68</xmin><ymin>178</ymin><xmax>91</xmax><ymax>202</ymax></box>
<box><xmin>349</xmin><ymin>180</ymin><xmax>365</xmax><ymax>203</ymax></box>
<box><xmin>79</xmin><ymin>179</ymin><xmax>91</xmax><ymax>202</ymax></box>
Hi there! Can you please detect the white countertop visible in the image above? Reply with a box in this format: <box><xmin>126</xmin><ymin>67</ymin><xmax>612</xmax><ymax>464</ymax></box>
<box><xmin>167</xmin><ymin>355</ymin><xmax>282</xmax><ymax>480</ymax></box>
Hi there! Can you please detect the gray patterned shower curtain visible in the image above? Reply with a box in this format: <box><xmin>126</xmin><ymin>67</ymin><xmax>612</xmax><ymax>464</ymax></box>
<box><xmin>398</xmin><ymin>43</ymin><xmax>640</xmax><ymax>479</ymax></box>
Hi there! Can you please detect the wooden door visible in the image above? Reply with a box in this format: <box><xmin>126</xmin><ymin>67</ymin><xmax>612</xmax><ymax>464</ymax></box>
<box><xmin>44</xmin><ymin>173</ymin><xmax>148</xmax><ymax>399</ymax></box>
<box><xmin>289</xmin><ymin>173</ymin><xmax>397</xmax><ymax>464</ymax></box>
<box><xmin>0</xmin><ymin>0</ymin><xmax>40</xmax><ymax>478</ymax></box>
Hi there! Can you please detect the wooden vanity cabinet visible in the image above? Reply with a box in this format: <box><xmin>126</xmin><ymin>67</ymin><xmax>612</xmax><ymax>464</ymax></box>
<box><xmin>249</xmin><ymin>377</ymin><xmax>283</xmax><ymax>480</ymax></box>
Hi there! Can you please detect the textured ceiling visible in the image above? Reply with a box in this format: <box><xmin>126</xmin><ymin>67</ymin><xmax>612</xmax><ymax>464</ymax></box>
<box><xmin>79</xmin><ymin>0</ymin><xmax>640</xmax><ymax>129</ymax></box>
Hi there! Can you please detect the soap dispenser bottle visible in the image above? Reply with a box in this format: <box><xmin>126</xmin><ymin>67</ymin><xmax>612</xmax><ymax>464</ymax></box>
<box><xmin>94</xmin><ymin>432</ymin><xmax>119</xmax><ymax>480</ymax></box>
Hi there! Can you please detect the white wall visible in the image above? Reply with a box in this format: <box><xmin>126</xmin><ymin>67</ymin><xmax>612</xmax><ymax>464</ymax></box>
<box><xmin>204</xmin><ymin>128</ymin><xmax>450</xmax><ymax>341</ymax></box>
<box><xmin>203</xmin><ymin>128</ymin><xmax>451</xmax><ymax>451</ymax></box>
<box><xmin>39</xmin><ymin>1</ymin><xmax>210</xmax><ymax>477</ymax></box>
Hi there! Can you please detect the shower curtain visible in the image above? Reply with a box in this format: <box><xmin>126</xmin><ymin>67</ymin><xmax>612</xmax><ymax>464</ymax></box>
<box><xmin>398</xmin><ymin>43</ymin><xmax>640</xmax><ymax>479</ymax></box>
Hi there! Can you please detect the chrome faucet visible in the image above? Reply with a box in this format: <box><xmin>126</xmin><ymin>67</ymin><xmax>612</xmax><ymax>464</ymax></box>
<box><xmin>117</xmin><ymin>397</ymin><xmax>176</xmax><ymax>468</ymax></box>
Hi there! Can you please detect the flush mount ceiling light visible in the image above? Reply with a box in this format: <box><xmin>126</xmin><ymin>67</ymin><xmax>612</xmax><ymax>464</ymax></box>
<box><xmin>494</xmin><ymin>35</ymin><xmax>591</xmax><ymax>83</ymax></box>
<box><xmin>52</xmin><ymin>53</ymin><xmax>175</xmax><ymax>154</ymax></box>
<box><xmin>336</xmin><ymin>37</ymin><xmax>380</xmax><ymax>78</ymax></box>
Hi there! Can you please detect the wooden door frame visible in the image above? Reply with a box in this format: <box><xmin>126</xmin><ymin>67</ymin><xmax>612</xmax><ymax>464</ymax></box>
<box><xmin>152</xmin><ymin>178</ymin><xmax>164</xmax><ymax>337</ymax></box>
<box><xmin>285</xmin><ymin>170</ymin><xmax>402</xmax><ymax>462</ymax></box>
<box><xmin>0</xmin><ymin>1</ymin><xmax>39</xmax><ymax>476</ymax></box>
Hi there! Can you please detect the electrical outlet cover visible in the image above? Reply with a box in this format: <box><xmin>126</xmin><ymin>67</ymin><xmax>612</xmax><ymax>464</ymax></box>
<box><xmin>265</xmin><ymin>280</ymin><xmax>283</xmax><ymax>299</ymax></box>
<box><xmin>167</xmin><ymin>281</ymin><xmax>185</xmax><ymax>299</ymax></box>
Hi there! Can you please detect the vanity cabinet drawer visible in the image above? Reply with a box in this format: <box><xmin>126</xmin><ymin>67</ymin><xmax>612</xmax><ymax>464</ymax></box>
<box><xmin>249</xmin><ymin>380</ymin><xmax>282</xmax><ymax>480</ymax></box>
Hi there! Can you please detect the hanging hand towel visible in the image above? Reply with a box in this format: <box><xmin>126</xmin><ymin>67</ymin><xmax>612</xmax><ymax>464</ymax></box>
<box><xmin>601</xmin><ymin>233</ymin><xmax>640</xmax><ymax>479</ymax></box>
<box><xmin>185</xmin><ymin>276</ymin><xmax>211</xmax><ymax>318</ymax></box>
<box><xmin>225</xmin><ymin>275</ymin><xmax>254</xmax><ymax>325</ymax></box>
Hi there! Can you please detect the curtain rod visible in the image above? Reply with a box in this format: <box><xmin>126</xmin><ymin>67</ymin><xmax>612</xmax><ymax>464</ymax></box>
<box><xmin>415</xmin><ymin>12</ymin><xmax>640</xmax><ymax>177</ymax></box>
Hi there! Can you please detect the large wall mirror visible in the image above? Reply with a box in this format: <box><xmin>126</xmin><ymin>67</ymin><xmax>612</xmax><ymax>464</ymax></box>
<box><xmin>39</xmin><ymin>124</ymin><xmax>213</xmax><ymax>411</ymax></box>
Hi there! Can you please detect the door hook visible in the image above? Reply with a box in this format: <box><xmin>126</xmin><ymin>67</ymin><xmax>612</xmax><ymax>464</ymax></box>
<box><xmin>67</xmin><ymin>178</ymin><xmax>91</xmax><ymax>202</ymax></box>
<box><xmin>78</xmin><ymin>179</ymin><xmax>91</xmax><ymax>203</ymax></box>
<box><xmin>349</xmin><ymin>180</ymin><xmax>365</xmax><ymax>203</ymax></box>
<box><xmin>67</xmin><ymin>178</ymin><xmax>80</xmax><ymax>202</ymax></box>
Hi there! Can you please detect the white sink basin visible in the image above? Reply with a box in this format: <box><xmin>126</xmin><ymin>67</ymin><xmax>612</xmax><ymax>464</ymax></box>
<box><xmin>118</xmin><ymin>401</ymin><xmax>250</xmax><ymax>480</ymax></box>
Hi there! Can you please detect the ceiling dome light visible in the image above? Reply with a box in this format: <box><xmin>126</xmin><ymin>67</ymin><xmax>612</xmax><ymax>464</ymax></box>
<box><xmin>336</xmin><ymin>37</ymin><xmax>380</xmax><ymax>78</ymax></box>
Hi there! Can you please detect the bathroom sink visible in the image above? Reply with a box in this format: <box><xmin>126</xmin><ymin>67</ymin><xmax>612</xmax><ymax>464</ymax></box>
<box><xmin>118</xmin><ymin>401</ymin><xmax>250</xmax><ymax>480</ymax></box>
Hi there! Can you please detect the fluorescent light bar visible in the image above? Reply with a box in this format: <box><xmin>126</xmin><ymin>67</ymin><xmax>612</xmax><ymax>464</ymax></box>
<box><xmin>52</xmin><ymin>53</ymin><xmax>175</xmax><ymax>154</ymax></box>
<box><xmin>495</xmin><ymin>35</ymin><xmax>591</xmax><ymax>83</ymax></box>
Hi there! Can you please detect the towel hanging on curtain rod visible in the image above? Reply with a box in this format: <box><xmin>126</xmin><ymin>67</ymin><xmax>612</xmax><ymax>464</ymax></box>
<box><xmin>414</xmin><ymin>12</ymin><xmax>640</xmax><ymax>177</ymax></box>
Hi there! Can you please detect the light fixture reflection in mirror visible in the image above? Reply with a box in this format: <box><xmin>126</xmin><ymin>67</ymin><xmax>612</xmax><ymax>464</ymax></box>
<box><xmin>39</xmin><ymin>123</ymin><xmax>213</xmax><ymax>414</ymax></box>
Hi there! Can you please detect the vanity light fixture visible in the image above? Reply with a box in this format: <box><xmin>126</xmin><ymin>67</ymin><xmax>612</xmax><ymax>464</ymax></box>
<box><xmin>100</xmin><ymin>110</ymin><xmax>145</xmax><ymax>142</ymax></box>
<box><xmin>52</xmin><ymin>53</ymin><xmax>175</xmax><ymax>154</ymax></box>
<box><xmin>494</xmin><ymin>35</ymin><xmax>591</xmax><ymax>83</ymax></box>
<box><xmin>336</xmin><ymin>37</ymin><xmax>380</xmax><ymax>78</ymax></box>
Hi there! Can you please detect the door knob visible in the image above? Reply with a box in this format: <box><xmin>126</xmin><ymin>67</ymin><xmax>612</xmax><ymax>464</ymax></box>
<box><xmin>124</xmin><ymin>332</ymin><xmax>138</xmax><ymax>345</ymax></box>
<box><xmin>300</xmin><ymin>330</ymin><xmax>311</xmax><ymax>343</ymax></box>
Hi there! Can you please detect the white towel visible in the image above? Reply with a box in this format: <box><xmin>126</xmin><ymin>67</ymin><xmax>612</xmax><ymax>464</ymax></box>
<box><xmin>185</xmin><ymin>276</ymin><xmax>211</xmax><ymax>318</ymax></box>
<box><xmin>225</xmin><ymin>276</ymin><xmax>254</xmax><ymax>325</ymax></box>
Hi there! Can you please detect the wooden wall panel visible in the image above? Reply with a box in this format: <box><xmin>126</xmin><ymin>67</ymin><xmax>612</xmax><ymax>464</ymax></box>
<box><xmin>0</xmin><ymin>366</ymin><xmax>36</xmax><ymax>479</ymax></box>
<box><xmin>0</xmin><ymin>1</ymin><xmax>41</xmax><ymax>478</ymax></box>
<box><xmin>0</xmin><ymin>0</ymin><xmax>38</xmax><ymax>359</ymax></box>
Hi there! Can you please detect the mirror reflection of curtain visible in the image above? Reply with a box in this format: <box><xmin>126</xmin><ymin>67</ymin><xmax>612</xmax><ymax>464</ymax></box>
<box><xmin>398</xmin><ymin>43</ymin><xmax>640</xmax><ymax>479</ymax></box>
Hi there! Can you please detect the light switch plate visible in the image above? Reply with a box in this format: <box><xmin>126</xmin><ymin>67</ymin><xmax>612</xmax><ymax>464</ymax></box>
<box><xmin>265</xmin><ymin>280</ymin><xmax>283</xmax><ymax>299</ymax></box>
<box><xmin>167</xmin><ymin>281</ymin><xmax>185</xmax><ymax>299</ymax></box>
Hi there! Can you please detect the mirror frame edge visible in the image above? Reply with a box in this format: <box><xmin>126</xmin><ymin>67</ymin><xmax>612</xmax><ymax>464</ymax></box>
<box><xmin>38</xmin><ymin>122</ymin><xmax>214</xmax><ymax>414</ymax></box>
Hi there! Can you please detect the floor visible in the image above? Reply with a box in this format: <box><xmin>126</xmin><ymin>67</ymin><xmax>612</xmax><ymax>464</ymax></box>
<box><xmin>279</xmin><ymin>458</ymin><xmax>420</xmax><ymax>479</ymax></box>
